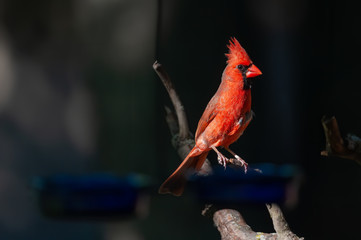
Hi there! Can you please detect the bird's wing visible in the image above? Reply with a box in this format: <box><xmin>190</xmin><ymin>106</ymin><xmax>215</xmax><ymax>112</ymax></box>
<box><xmin>228</xmin><ymin>110</ymin><xmax>253</xmax><ymax>136</ymax></box>
<box><xmin>195</xmin><ymin>97</ymin><xmax>219</xmax><ymax>140</ymax></box>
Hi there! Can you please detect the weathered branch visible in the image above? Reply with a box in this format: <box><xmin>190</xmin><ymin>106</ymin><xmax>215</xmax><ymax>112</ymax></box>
<box><xmin>214</xmin><ymin>209</ymin><xmax>279</xmax><ymax>240</ymax></box>
<box><xmin>153</xmin><ymin>61</ymin><xmax>190</xmax><ymax>140</ymax></box>
<box><xmin>321</xmin><ymin>116</ymin><xmax>361</xmax><ymax>166</ymax></box>
<box><xmin>266</xmin><ymin>204</ymin><xmax>303</xmax><ymax>240</ymax></box>
<box><xmin>154</xmin><ymin>60</ymin><xmax>302</xmax><ymax>240</ymax></box>
<box><xmin>153</xmin><ymin>61</ymin><xmax>212</xmax><ymax>174</ymax></box>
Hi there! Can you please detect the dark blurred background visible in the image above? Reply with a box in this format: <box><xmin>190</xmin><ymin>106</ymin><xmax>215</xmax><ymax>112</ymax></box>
<box><xmin>0</xmin><ymin>0</ymin><xmax>360</xmax><ymax>239</ymax></box>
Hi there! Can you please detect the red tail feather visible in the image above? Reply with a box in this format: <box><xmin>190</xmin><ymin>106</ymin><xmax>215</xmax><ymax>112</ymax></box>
<box><xmin>159</xmin><ymin>150</ymin><xmax>209</xmax><ymax>196</ymax></box>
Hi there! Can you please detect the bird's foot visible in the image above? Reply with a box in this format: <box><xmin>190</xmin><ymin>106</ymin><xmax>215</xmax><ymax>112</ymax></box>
<box><xmin>216</xmin><ymin>153</ymin><xmax>229</xmax><ymax>169</ymax></box>
<box><xmin>211</xmin><ymin>146</ymin><xmax>230</xmax><ymax>169</ymax></box>
<box><xmin>229</xmin><ymin>155</ymin><xmax>248</xmax><ymax>173</ymax></box>
<box><xmin>235</xmin><ymin>155</ymin><xmax>248</xmax><ymax>173</ymax></box>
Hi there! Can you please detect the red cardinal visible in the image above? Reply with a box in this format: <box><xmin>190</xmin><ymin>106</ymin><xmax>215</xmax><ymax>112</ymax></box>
<box><xmin>159</xmin><ymin>37</ymin><xmax>262</xmax><ymax>196</ymax></box>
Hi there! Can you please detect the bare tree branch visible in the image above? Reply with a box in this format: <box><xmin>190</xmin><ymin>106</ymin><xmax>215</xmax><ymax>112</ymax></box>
<box><xmin>321</xmin><ymin>116</ymin><xmax>361</xmax><ymax>166</ymax></box>
<box><xmin>213</xmin><ymin>209</ymin><xmax>257</xmax><ymax>240</ymax></box>
<box><xmin>153</xmin><ymin>61</ymin><xmax>190</xmax><ymax>140</ymax></box>
<box><xmin>154</xmin><ymin>60</ymin><xmax>303</xmax><ymax>240</ymax></box>
<box><xmin>214</xmin><ymin>209</ymin><xmax>279</xmax><ymax>240</ymax></box>
<box><xmin>153</xmin><ymin>61</ymin><xmax>212</xmax><ymax>174</ymax></box>
<box><xmin>266</xmin><ymin>204</ymin><xmax>303</xmax><ymax>240</ymax></box>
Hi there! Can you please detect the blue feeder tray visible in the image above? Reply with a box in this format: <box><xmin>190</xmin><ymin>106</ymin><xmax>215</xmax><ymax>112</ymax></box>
<box><xmin>191</xmin><ymin>163</ymin><xmax>300</xmax><ymax>204</ymax></box>
<box><xmin>32</xmin><ymin>173</ymin><xmax>152</xmax><ymax>219</ymax></box>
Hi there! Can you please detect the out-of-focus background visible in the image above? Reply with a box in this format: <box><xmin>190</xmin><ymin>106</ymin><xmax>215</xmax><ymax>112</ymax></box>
<box><xmin>0</xmin><ymin>0</ymin><xmax>360</xmax><ymax>239</ymax></box>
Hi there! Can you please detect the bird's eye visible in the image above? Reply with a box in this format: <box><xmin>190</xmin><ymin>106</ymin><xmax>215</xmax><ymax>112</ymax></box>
<box><xmin>237</xmin><ymin>64</ymin><xmax>246</xmax><ymax>72</ymax></box>
<box><xmin>237</xmin><ymin>64</ymin><xmax>252</xmax><ymax>73</ymax></box>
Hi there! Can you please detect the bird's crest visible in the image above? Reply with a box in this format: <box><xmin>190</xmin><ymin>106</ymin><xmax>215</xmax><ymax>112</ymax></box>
<box><xmin>226</xmin><ymin>37</ymin><xmax>251</xmax><ymax>65</ymax></box>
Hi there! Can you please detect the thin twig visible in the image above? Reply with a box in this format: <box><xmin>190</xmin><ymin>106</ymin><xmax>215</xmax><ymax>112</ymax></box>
<box><xmin>154</xmin><ymin>61</ymin><xmax>212</xmax><ymax>174</ymax></box>
<box><xmin>153</xmin><ymin>61</ymin><xmax>190</xmax><ymax>140</ymax></box>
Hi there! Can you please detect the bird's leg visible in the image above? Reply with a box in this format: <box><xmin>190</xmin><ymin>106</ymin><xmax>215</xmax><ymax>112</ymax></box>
<box><xmin>211</xmin><ymin>146</ymin><xmax>229</xmax><ymax>168</ymax></box>
<box><xmin>225</xmin><ymin>147</ymin><xmax>248</xmax><ymax>173</ymax></box>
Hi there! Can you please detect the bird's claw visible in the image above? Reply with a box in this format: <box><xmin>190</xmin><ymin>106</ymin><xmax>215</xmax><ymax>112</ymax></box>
<box><xmin>216</xmin><ymin>153</ymin><xmax>248</xmax><ymax>173</ymax></box>
<box><xmin>217</xmin><ymin>154</ymin><xmax>229</xmax><ymax>169</ymax></box>
<box><xmin>234</xmin><ymin>155</ymin><xmax>248</xmax><ymax>173</ymax></box>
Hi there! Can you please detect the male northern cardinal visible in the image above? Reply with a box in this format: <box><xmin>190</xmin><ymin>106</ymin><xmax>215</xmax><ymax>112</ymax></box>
<box><xmin>159</xmin><ymin>37</ymin><xmax>262</xmax><ymax>196</ymax></box>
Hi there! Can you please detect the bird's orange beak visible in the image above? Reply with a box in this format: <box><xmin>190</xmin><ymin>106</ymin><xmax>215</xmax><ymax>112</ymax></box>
<box><xmin>246</xmin><ymin>64</ymin><xmax>262</xmax><ymax>78</ymax></box>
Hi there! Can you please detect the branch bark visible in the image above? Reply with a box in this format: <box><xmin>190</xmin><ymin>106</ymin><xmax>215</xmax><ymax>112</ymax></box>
<box><xmin>153</xmin><ymin>61</ymin><xmax>190</xmax><ymax>140</ymax></box>
<box><xmin>213</xmin><ymin>209</ymin><xmax>279</xmax><ymax>240</ymax></box>
<box><xmin>153</xmin><ymin>61</ymin><xmax>212</xmax><ymax>174</ymax></box>
<box><xmin>154</xmin><ymin>60</ymin><xmax>303</xmax><ymax>240</ymax></box>
<box><xmin>266</xmin><ymin>204</ymin><xmax>302</xmax><ymax>240</ymax></box>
